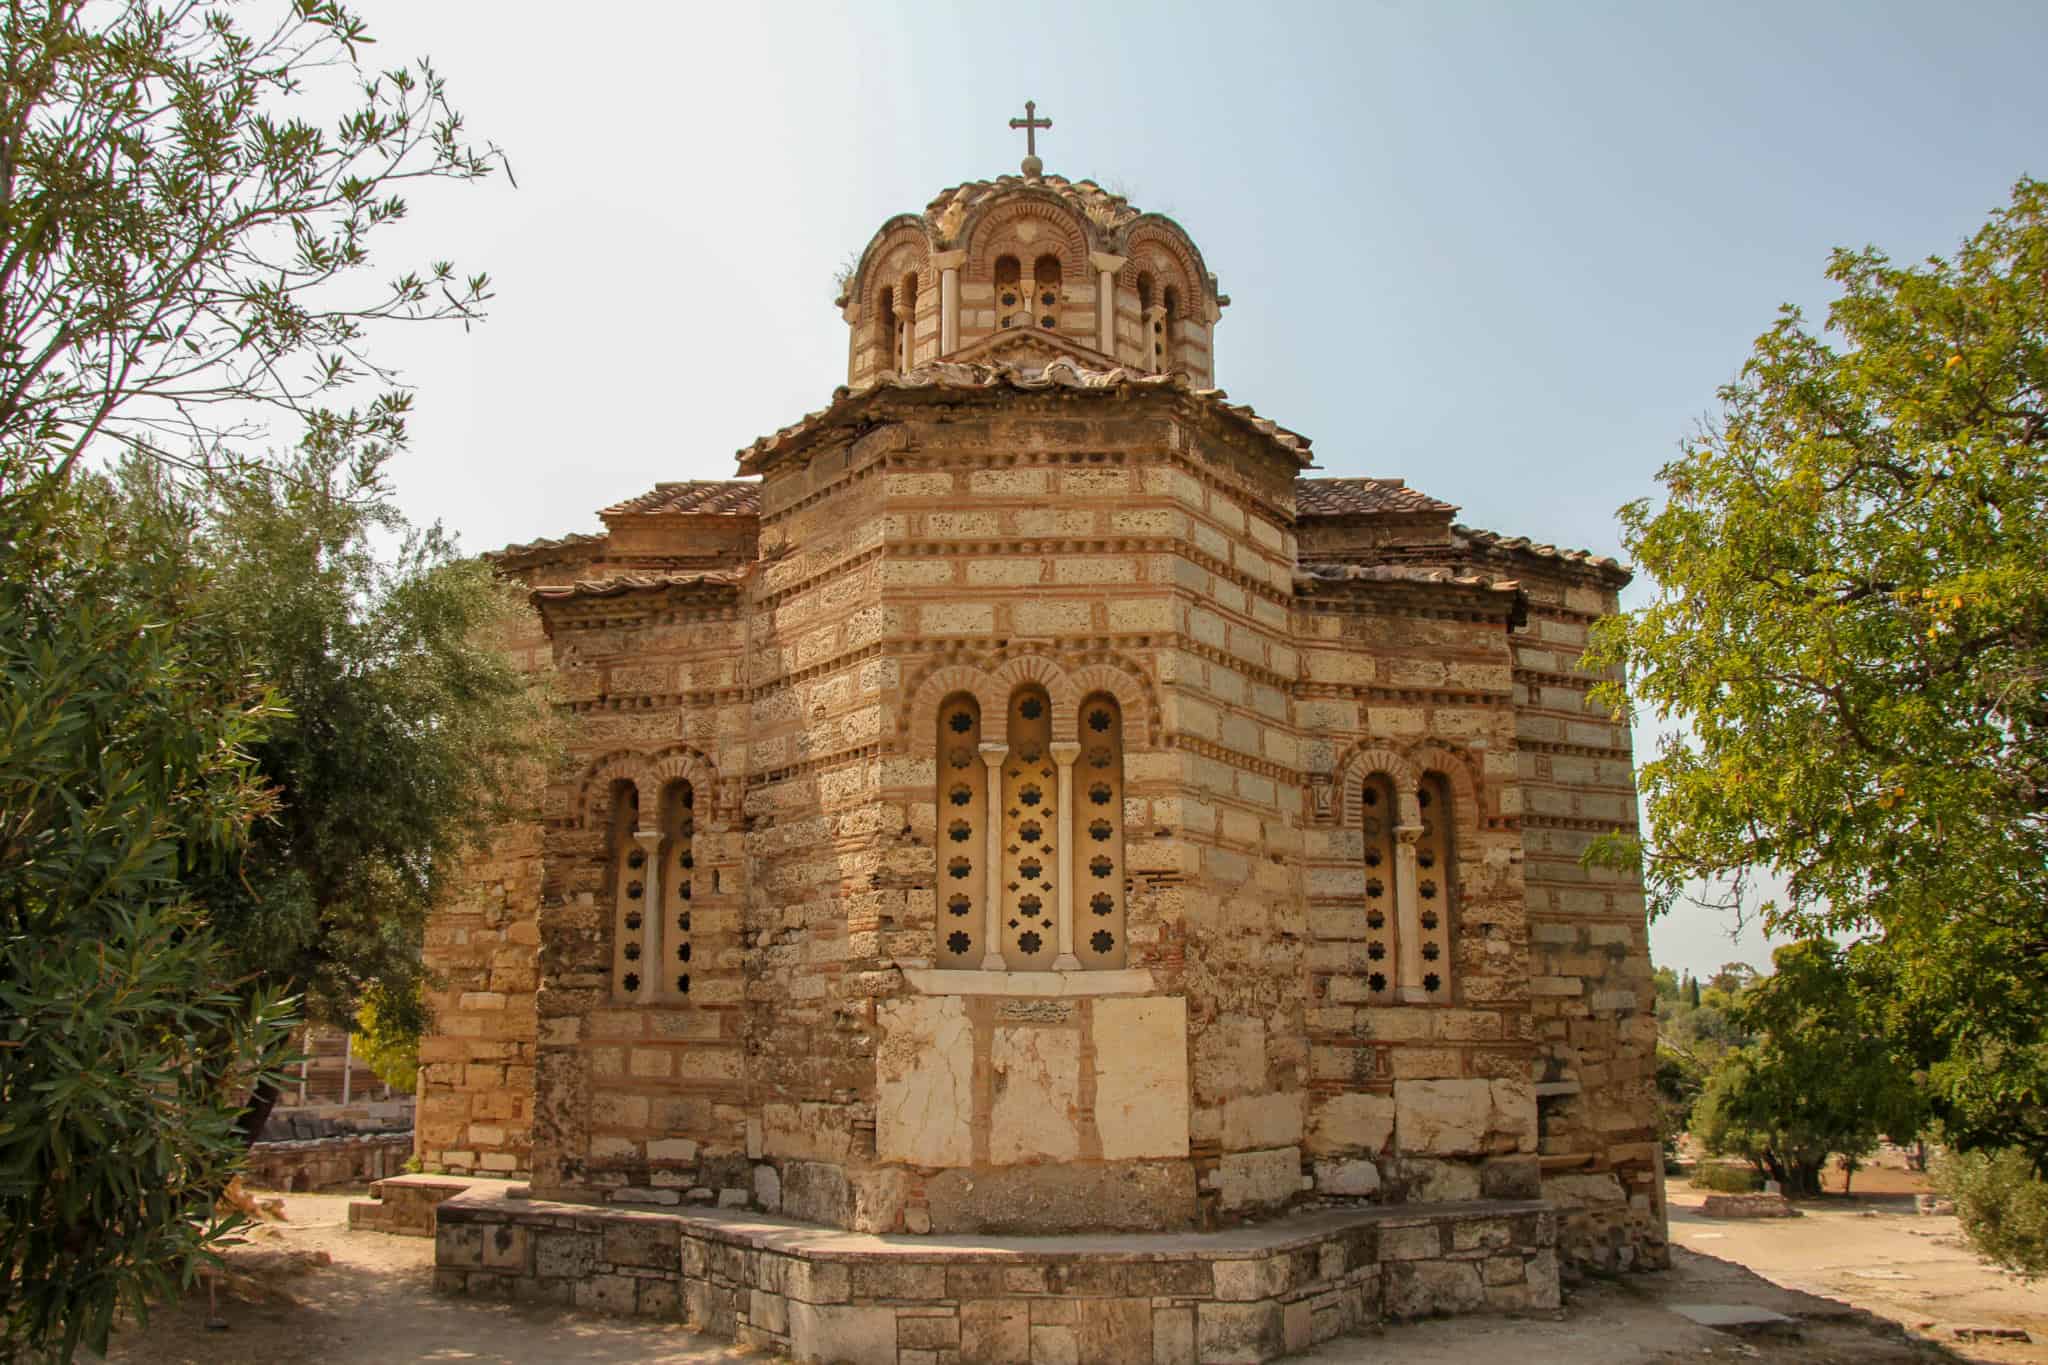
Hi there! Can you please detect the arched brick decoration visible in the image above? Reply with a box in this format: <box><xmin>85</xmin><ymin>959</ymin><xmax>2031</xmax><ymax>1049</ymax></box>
<box><xmin>1332</xmin><ymin>744</ymin><xmax>1422</xmax><ymax>829</ymax></box>
<box><xmin>1117</xmin><ymin>218</ymin><xmax>1206</xmax><ymax>304</ymax></box>
<box><xmin>576</xmin><ymin>751</ymin><xmax>656</xmax><ymax>830</ymax></box>
<box><xmin>903</xmin><ymin>661</ymin><xmax>1005</xmax><ymax>757</ymax></box>
<box><xmin>988</xmin><ymin>654</ymin><xmax>1080</xmax><ymax>747</ymax></box>
<box><xmin>1405</xmin><ymin>743</ymin><xmax>1486</xmax><ymax>836</ymax></box>
<box><xmin>1065</xmin><ymin>660</ymin><xmax>1158</xmax><ymax>748</ymax></box>
<box><xmin>848</xmin><ymin>215</ymin><xmax>933</xmax><ymax>309</ymax></box>
<box><xmin>646</xmin><ymin>745</ymin><xmax>721</xmax><ymax>821</ymax></box>
<box><xmin>963</xmin><ymin>194</ymin><xmax>1090</xmax><ymax>287</ymax></box>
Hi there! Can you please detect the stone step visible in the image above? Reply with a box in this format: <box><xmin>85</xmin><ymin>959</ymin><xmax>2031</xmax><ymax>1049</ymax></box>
<box><xmin>347</xmin><ymin>1173</ymin><xmax>482</xmax><ymax>1237</ymax></box>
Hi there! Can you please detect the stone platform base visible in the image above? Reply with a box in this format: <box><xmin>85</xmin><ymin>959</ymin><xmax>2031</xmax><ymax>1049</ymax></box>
<box><xmin>348</xmin><ymin>1172</ymin><xmax>510</xmax><ymax>1236</ymax></box>
<box><xmin>433</xmin><ymin>1187</ymin><xmax>1558</xmax><ymax>1363</ymax></box>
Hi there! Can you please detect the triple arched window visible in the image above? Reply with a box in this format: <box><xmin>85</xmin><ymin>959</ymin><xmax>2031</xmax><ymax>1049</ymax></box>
<box><xmin>1356</xmin><ymin>765</ymin><xmax>1459</xmax><ymax>1002</ymax></box>
<box><xmin>934</xmin><ymin>688</ymin><xmax>1126</xmax><ymax>972</ymax></box>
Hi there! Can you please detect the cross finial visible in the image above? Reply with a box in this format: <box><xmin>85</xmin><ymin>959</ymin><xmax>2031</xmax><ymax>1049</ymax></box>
<box><xmin>1009</xmin><ymin>99</ymin><xmax>1052</xmax><ymax>179</ymax></box>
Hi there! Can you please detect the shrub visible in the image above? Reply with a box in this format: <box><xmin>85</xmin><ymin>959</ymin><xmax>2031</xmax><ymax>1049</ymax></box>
<box><xmin>1933</xmin><ymin>1149</ymin><xmax>2048</xmax><ymax>1278</ymax></box>
<box><xmin>1691</xmin><ymin>1163</ymin><xmax>1764</xmax><ymax>1194</ymax></box>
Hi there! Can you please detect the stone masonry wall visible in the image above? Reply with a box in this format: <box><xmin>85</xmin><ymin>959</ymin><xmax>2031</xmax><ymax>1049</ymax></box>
<box><xmin>435</xmin><ymin>1188</ymin><xmax>1559</xmax><ymax>1365</ymax></box>
<box><xmin>1507</xmin><ymin>566</ymin><xmax>1666</xmax><ymax>1272</ymax></box>
<box><xmin>1291</xmin><ymin>584</ymin><xmax>1539</xmax><ymax>1213</ymax></box>
<box><xmin>416</xmin><ymin>819</ymin><xmax>543</xmax><ymax>1176</ymax></box>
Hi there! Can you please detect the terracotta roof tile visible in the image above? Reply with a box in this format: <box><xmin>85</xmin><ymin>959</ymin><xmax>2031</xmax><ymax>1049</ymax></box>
<box><xmin>1294</xmin><ymin>477</ymin><xmax>1457</xmax><ymax>518</ymax></box>
<box><xmin>602</xmin><ymin>481</ymin><xmax>761</xmax><ymax>518</ymax></box>
<box><xmin>531</xmin><ymin>571</ymin><xmax>743</xmax><ymax>602</ymax></box>
<box><xmin>925</xmin><ymin>174</ymin><xmax>1140</xmax><ymax>239</ymax></box>
<box><xmin>737</xmin><ymin>360</ymin><xmax>1313</xmax><ymax>473</ymax></box>
<box><xmin>1294</xmin><ymin>562</ymin><xmax>1520</xmax><ymax>594</ymax></box>
<box><xmin>485</xmin><ymin>531</ymin><xmax>604</xmax><ymax>564</ymax></box>
<box><xmin>1452</xmin><ymin>524</ymin><xmax>1628</xmax><ymax>578</ymax></box>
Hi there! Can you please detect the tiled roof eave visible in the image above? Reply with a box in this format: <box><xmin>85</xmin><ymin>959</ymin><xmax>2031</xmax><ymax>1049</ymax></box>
<box><xmin>735</xmin><ymin>361</ymin><xmax>1314</xmax><ymax>476</ymax></box>
<box><xmin>529</xmin><ymin>572</ymin><xmax>743</xmax><ymax>604</ymax></box>
<box><xmin>1453</xmin><ymin>524</ymin><xmax>1632</xmax><ymax>586</ymax></box>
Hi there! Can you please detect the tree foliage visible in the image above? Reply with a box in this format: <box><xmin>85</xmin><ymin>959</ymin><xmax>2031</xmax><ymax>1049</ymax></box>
<box><xmin>0</xmin><ymin>463</ymin><xmax>297</xmax><ymax>1360</ymax></box>
<box><xmin>1592</xmin><ymin>177</ymin><xmax>2048</xmax><ymax>1166</ymax></box>
<box><xmin>0</xmin><ymin>0</ymin><xmax>502</xmax><ymax>476</ymax></box>
<box><xmin>1</xmin><ymin>2</ymin><xmax>508</xmax><ymax>1353</ymax></box>
<box><xmin>121</xmin><ymin>437</ymin><xmax>549</xmax><ymax>1047</ymax></box>
<box><xmin>1934</xmin><ymin>1147</ymin><xmax>2048</xmax><ymax>1279</ymax></box>
<box><xmin>1689</xmin><ymin>941</ymin><xmax>1922</xmax><ymax>1196</ymax></box>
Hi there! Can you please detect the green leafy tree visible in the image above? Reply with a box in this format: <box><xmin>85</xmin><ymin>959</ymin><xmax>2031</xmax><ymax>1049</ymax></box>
<box><xmin>0</xmin><ymin>464</ymin><xmax>298</xmax><ymax>1359</ymax></box>
<box><xmin>1</xmin><ymin>1</ymin><xmax>506</xmax><ymax>1352</ymax></box>
<box><xmin>114</xmin><ymin>421</ymin><xmax>549</xmax><ymax>1140</ymax></box>
<box><xmin>1933</xmin><ymin>1147</ymin><xmax>2048</xmax><ymax>1278</ymax></box>
<box><xmin>0</xmin><ymin>0</ymin><xmax>501</xmax><ymax>477</ymax></box>
<box><xmin>1690</xmin><ymin>942</ymin><xmax>1923</xmax><ymax>1196</ymax></box>
<box><xmin>1591</xmin><ymin>177</ymin><xmax>2048</xmax><ymax>1168</ymax></box>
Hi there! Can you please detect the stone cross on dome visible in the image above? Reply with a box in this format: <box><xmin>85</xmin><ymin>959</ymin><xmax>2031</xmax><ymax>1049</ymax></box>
<box><xmin>1009</xmin><ymin>99</ymin><xmax>1051</xmax><ymax>179</ymax></box>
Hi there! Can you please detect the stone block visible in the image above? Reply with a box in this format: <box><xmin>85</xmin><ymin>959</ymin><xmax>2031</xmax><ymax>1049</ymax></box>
<box><xmin>960</xmin><ymin>1300</ymin><xmax>1031</xmax><ymax>1364</ymax></box>
<box><xmin>876</xmin><ymin>996</ymin><xmax>974</xmax><ymax>1167</ymax></box>
<box><xmin>1212</xmin><ymin>1257</ymin><xmax>1289</xmax><ymax>1302</ymax></box>
<box><xmin>1307</xmin><ymin>1092</ymin><xmax>1395</xmax><ymax>1155</ymax></box>
<box><xmin>1379</xmin><ymin>1223</ymin><xmax>1444</xmax><ymax>1261</ymax></box>
<box><xmin>1212</xmin><ymin>1147</ymin><xmax>1299</xmax><ymax>1211</ymax></box>
<box><xmin>533</xmin><ymin>1231</ymin><xmax>597</xmax><ymax>1278</ymax></box>
<box><xmin>1221</xmin><ymin>1091</ymin><xmax>1304</xmax><ymax>1151</ymax></box>
<box><xmin>1394</xmin><ymin>1078</ymin><xmax>1492</xmax><ymax>1156</ymax></box>
<box><xmin>1031</xmin><ymin>1324</ymin><xmax>1080</xmax><ymax>1365</ymax></box>
<box><xmin>1093</xmin><ymin>997</ymin><xmax>1190</xmax><ymax>1160</ymax></box>
<box><xmin>435</xmin><ymin>1223</ymin><xmax>482</xmax><ymax>1269</ymax></box>
<box><xmin>788</xmin><ymin>1302</ymin><xmax>897</xmax><ymax>1365</ymax></box>
<box><xmin>603</xmin><ymin>1221</ymin><xmax>680</xmax><ymax>1271</ymax></box>
<box><xmin>849</xmin><ymin>1260</ymin><xmax>946</xmax><ymax>1300</ymax></box>
<box><xmin>1077</xmin><ymin>1298</ymin><xmax>1151</xmax><ymax>1365</ymax></box>
<box><xmin>1153</xmin><ymin>1306</ymin><xmax>1196</xmax><ymax>1365</ymax></box>
<box><xmin>990</xmin><ymin>1026</ymin><xmax>1082</xmax><ymax>1164</ymax></box>
<box><xmin>1197</xmin><ymin>1301</ymin><xmax>1283</xmax><ymax>1364</ymax></box>
<box><xmin>1314</xmin><ymin>1159</ymin><xmax>1381</xmax><ymax>1196</ymax></box>
<box><xmin>573</xmin><ymin>1273</ymin><xmax>640</xmax><ymax>1317</ymax></box>
<box><xmin>898</xmin><ymin>1313</ymin><xmax>960</xmax><ymax>1348</ymax></box>
<box><xmin>1384</xmin><ymin>1261</ymin><xmax>1485</xmax><ymax>1319</ymax></box>
<box><xmin>480</xmin><ymin>1223</ymin><xmax>528</xmax><ymax>1271</ymax></box>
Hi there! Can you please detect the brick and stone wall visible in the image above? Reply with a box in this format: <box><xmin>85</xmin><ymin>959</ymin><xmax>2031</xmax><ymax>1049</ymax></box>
<box><xmin>434</xmin><ymin>1186</ymin><xmax>1559</xmax><ymax>1365</ymax></box>
<box><xmin>1500</xmin><ymin>563</ymin><xmax>1666</xmax><ymax>1271</ymax></box>
<box><xmin>417</xmin><ymin>368</ymin><xmax>1665</xmax><ymax>1277</ymax></box>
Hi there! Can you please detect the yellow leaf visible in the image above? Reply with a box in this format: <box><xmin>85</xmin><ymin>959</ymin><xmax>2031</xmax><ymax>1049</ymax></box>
<box><xmin>1946</xmin><ymin>353</ymin><xmax>1964</xmax><ymax>370</ymax></box>
<box><xmin>1951</xmin><ymin>596</ymin><xmax>1964</xmax><ymax>609</ymax></box>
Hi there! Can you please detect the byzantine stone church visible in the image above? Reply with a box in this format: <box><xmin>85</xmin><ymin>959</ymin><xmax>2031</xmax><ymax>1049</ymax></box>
<box><xmin>417</xmin><ymin>127</ymin><xmax>1666</xmax><ymax>1281</ymax></box>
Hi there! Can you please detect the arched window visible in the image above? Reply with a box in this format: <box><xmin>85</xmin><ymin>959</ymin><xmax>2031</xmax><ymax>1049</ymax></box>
<box><xmin>660</xmin><ymin>780</ymin><xmax>694</xmax><ymax>999</ymax></box>
<box><xmin>994</xmin><ymin>255</ymin><xmax>1024</xmax><ymax>330</ymax></box>
<box><xmin>1360</xmin><ymin>774</ymin><xmax>1396</xmax><ymax>1003</ymax></box>
<box><xmin>608</xmin><ymin>781</ymin><xmax>645</xmax><ymax>999</ymax></box>
<box><xmin>1031</xmin><ymin>254</ymin><xmax>1062</xmax><ymax>331</ymax></box>
<box><xmin>1159</xmin><ymin>284</ymin><xmax>1181</xmax><ymax>371</ymax></box>
<box><xmin>1077</xmin><ymin>693</ymin><xmax>1126</xmax><ymax>968</ymax></box>
<box><xmin>1138</xmin><ymin>271</ymin><xmax>1172</xmax><ymax>372</ymax></box>
<box><xmin>1001</xmin><ymin>686</ymin><xmax>1057</xmax><ymax>969</ymax></box>
<box><xmin>876</xmin><ymin>285</ymin><xmax>898</xmax><ymax>372</ymax></box>
<box><xmin>935</xmin><ymin>694</ymin><xmax>985</xmax><ymax>966</ymax></box>
<box><xmin>1412</xmin><ymin>773</ymin><xmax>1455</xmax><ymax>999</ymax></box>
<box><xmin>897</xmin><ymin>271</ymin><xmax>919</xmax><ymax>370</ymax></box>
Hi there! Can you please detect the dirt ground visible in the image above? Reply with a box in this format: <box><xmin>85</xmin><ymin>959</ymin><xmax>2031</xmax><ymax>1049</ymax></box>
<box><xmin>89</xmin><ymin>1177</ymin><xmax>2048</xmax><ymax>1365</ymax></box>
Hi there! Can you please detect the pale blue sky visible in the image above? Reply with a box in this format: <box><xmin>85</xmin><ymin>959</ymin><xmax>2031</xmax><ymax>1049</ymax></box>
<box><xmin>347</xmin><ymin>1</ymin><xmax>2047</xmax><ymax>978</ymax></box>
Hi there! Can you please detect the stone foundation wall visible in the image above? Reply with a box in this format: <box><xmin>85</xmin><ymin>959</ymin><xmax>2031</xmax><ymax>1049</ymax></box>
<box><xmin>244</xmin><ymin>1132</ymin><xmax>412</xmax><ymax>1192</ymax></box>
<box><xmin>435</xmin><ymin>1190</ymin><xmax>1558</xmax><ymax>1365</ymax></box>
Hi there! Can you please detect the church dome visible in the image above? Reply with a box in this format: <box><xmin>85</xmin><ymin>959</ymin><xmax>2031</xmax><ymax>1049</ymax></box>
<box><xmin>839</xmin><ymin>111</ymin><xmax>1224</xmax><ymax>387</ymax></box>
